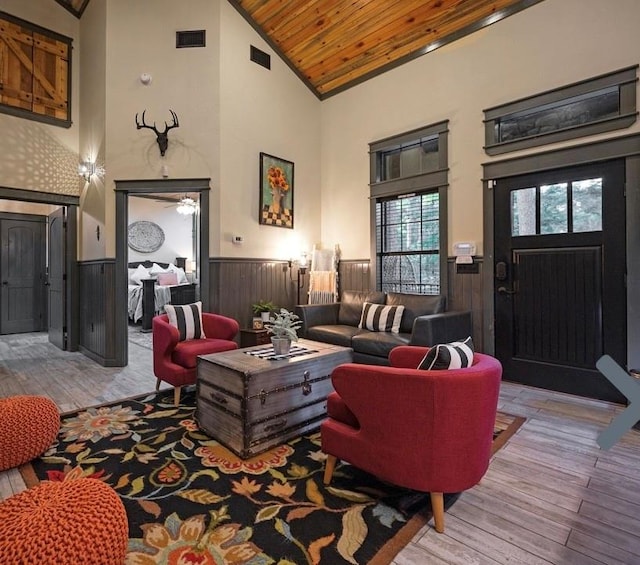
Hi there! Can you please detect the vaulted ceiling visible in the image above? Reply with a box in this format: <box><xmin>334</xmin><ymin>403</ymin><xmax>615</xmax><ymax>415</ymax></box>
<box><xmin>55</xmin><ymin>0</ymin><xmax>542</xmax><ymax>99</ymax></box>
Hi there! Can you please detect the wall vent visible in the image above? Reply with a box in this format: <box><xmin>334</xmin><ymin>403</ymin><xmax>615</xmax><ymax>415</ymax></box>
<box><xmin>176</xmin><ymin>30</ymin><xmax>206</xmax><ymax>48</ymax></box>
<box><xmin>250</xmin><ymin>45</ymin><xmax>271</xmax><ymax>70</ymax></box>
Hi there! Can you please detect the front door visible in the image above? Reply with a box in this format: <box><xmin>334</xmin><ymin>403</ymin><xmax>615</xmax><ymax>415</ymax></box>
<box><xmin>48</xmin><ymin>208</ymin><xmax>66</xmax><ymax>349</ymax></box>
<box><xmin>493</xmin><ymin>161</ymin><xmax>626</xmax><ymax>403</ymax></box>
<box><xmin>0</xmin><ymin>214</ymin><xmax>47</xmax><ymax>334</ymax></box>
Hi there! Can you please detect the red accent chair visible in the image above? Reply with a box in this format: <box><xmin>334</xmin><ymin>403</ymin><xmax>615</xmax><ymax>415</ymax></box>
<box><xmin>153</xmin><ymin>312</ymin><xmax>239</xmax><ymax>405</ymax></box>
<box><xmin>322</xmin><ymin>345</ymin><xmax>502</xmax><ymax>533</ymax></box>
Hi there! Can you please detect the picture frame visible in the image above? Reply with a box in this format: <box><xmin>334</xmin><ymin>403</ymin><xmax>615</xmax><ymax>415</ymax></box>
<box><xmin>252</xmin><ymin>317</ymin><xmax>264</xmax><ymax>330</ymax></box>
<box><xmin>259</xmin><ymin>152</ymin><xmax>294</xmax><ymax>229</ymax></box>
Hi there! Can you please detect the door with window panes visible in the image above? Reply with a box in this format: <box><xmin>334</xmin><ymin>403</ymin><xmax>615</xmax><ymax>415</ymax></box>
<box><xmin>494</xmin><ymin>161</ymin><xmax>626</xmax><ymax>402</ymax></box>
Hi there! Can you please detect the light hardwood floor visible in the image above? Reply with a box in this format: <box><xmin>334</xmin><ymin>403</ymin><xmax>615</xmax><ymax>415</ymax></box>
<box><xmin>1</xmin><ymin>332</ymin><xmax>639</xmax><ymax>564</ymax></box>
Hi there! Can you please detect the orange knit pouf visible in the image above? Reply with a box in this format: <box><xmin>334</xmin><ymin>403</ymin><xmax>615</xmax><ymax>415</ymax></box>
<box><xmin>0</xmin><ymin>478</ymin><xmax>129</xmax><ymax>564</ymax></box>
<box><xmin>0</xmin><ymin>395</ymin><xmax>60</xmax><ymax>471</ymax></box>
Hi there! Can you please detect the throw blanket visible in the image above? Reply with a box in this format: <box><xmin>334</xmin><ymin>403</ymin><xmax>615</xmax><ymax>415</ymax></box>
<box><xmin>309</xmin><ymin>271</ymin><xmax>337</xmax><ymax>304</ymax></box>
<box><xmin>127</xmin><ymin>285</ymin><xmax>172</xmax><ymax>322</ymax></box>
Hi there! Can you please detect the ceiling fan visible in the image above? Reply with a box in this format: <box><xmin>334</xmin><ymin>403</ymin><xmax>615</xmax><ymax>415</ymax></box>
<box><xmin>175</xmin><ymin>196</ymin><xmax>199</xmax><ymax>215</ymax></box>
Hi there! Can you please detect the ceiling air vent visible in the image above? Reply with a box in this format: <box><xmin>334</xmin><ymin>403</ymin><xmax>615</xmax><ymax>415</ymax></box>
<box><xmin>250</xmin><ymin>45</ymin><xmax>271</xmax><ymax>70</ymax></box>
<box><xmin>176</xmin><ymin>30</ymin><xmax>206</xmax><ymax>49</ymax></box>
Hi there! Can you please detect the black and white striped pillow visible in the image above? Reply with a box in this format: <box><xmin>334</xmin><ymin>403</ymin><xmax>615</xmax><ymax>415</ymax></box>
<box><xmin>164</xmin><ymin>302</ymin><xmax>206</xmax><ymax>341</ymax></box>
<box><xmin>358</xmin><ymin>302</ymin><xmax>405</xmax><ymax>334</ymax></box>
<box><xmin>418</xmin><ymin>337</ymin><xmax>474</xmax><ymax>370</ymax></box>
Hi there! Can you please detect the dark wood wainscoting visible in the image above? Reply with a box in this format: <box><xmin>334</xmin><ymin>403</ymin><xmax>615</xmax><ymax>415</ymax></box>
<box><xmin>208</xmin><ymin>258</ymin><xmax>300</xmax><ymax>331</ymax></box>
<box><xmin>60</xmin><ymin>256</ymin><xmax>485</xmax><ymax>366</ymax></box>
<box><xmin>206</xmin><ymin>257</ymin><xmax>484</xmax><ymax>349</ymax></box>
<box><xmin>78</xmin><ymin>259</ymin><xmax>121</xmax><ymax>366</ymax></box>
<box><xmin>207</xmin><ymin>258</ymin><xmax>377</xmax><ymax>333</ymax></box>
<box><xmin>447</xmin><ymin>257</ymin><xmax>484</xmax><ymax>352</ymax></box>
<box><xmin>338</xmin><ymin>260</ymin><xmax>371</xmax><ymax>294</ymax></box>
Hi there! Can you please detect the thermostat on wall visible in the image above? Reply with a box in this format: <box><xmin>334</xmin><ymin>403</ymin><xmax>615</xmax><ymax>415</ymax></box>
<box><xmin>453</xmin><ymin>242</ymin><xmax>476</xmax><ymax>257</ymax></box>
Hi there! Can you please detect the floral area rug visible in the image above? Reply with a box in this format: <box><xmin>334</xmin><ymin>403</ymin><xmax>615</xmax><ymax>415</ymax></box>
<box><xmin>23</xmin><ymin>389</ymin><xmax>525</xmax><ymax>564</ymax></box>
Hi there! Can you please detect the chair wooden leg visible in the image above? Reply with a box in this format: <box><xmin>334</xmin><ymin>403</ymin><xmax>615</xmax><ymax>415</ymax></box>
<box><xmin>155</xmin><ymin>378</ymin><xmax>161</xmax><ymax>391</ymax></box>
<box><xmin>174</xmin><ymin>386</ymin><xmax>181</xmax><ymax>406</ymax></box>
<box><xmin>324</xmin><ymin>455</ymin><xmax>337</xmax><ymax>485</ymax></box>
<box><xmin>430</xmin><ymin>492</ymin><xmax>445</xmax><ymax>533</ymax></box>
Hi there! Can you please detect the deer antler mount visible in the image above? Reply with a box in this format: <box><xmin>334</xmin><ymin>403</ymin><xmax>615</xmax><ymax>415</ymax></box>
<box><xmin>135</xmin><ymin>110</ymin><xmax>180</xmax><ymax>156</ymax></box>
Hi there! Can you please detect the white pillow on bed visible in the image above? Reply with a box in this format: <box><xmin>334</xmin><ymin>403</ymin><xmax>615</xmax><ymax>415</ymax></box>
<box><xmin>130</xmin><ymin>264</ymin><xmax>151</xmax><ymax>285</ymax></box>
<box><xmin>168</xmin><ymin>263</ymin><xmax>189</xmax><ymax>284</ymax></box>
<box><xmin>150</xmin><ymin>263</ymin><xmax>169</xmax><ymax>275</ymax></box>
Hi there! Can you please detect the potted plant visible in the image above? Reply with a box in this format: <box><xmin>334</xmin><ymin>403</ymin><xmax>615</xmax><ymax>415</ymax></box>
<box><xmin>264</xmin><ymin>308</ymin><xmax>303</xmax><ymax>355</ymax></box>
<box><xmin>252</xmin><ymin>300</ymin><xmax>276</xmax><ymax>323</ymax></box>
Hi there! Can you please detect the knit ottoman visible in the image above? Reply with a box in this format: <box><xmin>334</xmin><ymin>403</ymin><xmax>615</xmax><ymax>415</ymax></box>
<box><xmin>0</xmin><ymin>478</ymin><xmax>129</xmax><ymax>564</ymax></box>
<box><xmin>0</xmin><ymin>395</ymin><xmax>60</xmax><ymax>471</ymax></box>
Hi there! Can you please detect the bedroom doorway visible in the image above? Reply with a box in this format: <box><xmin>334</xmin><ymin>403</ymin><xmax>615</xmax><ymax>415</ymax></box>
<box><xmin>114</xmin><ymin>179</ymin><xmax>210</xmax><ymax>365</ymax></box>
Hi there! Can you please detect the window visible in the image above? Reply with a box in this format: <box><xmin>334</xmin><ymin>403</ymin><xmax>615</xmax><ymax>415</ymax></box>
<box><xmin>511</xmin><ymin>177</ymin><xmax>603</xmax><ymax>236</ymax></box>
<box><xmin>484</xmin><ymin>66</ymin><xmax>637</xmax><ymax>155</ymax></box>
<box><xmin>370</xmin><ymin>121</ymin><xmax>448</xmax><ymax>294</ymax></box>
<box><xmin>376</xmin><ymin>192</ymin><xmax>440</xmax><ymax>293</ymax></box>
<box><xmin>379</xmin><ymin>136</ymin><xmax>439</xmax><ymax>181</ymax></box>
<box><xmin>0</xmin><ymin>11</ymin><xmax>72</xmax><ymax>127</ymax></box>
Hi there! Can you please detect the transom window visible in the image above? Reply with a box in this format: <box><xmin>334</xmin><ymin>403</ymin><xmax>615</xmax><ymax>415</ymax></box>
<box><xmin>379</xmin><ymin>136</ymin><xmax>439</xmax><ymax>181</ymax></box>
<box><xmin>511</xmin><ymin>177</ymin><xmax>603</xmax><ymax>236</ymax></box>
<box><xmin>484</xmin><ymin>66</ymin><xmax>637</xmax><ymax>155</ymax></box>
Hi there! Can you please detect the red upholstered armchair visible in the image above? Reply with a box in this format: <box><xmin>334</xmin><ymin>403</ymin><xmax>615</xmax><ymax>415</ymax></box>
<box><xmin>322</xmin><ymin>345</ymin><xmax>501</xmax><ymax>533</ymax></box>
<box><xmin>152</xmin><ymin>313</ymin><xmax>239</xmax><ymax>405</ymax></box>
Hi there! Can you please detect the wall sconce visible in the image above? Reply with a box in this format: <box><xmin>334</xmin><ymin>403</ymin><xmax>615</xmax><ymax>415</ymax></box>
<box><xmin>78</xmin><ymin>161</ymin><xmax>96</xmax><ymax>182</ymax></box>
<box><xmin>287</xmin><ymin>252</ymin><xmax>308</xmax><ymax>305</ymax></box>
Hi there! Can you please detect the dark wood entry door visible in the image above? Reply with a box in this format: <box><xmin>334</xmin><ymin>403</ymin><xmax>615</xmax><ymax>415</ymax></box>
<box><xmin>494</xmin><ymin>161</ymin><xmax>626</xmax><ymax>403</ymax></box>
<box><xmin>48</xmin><ymin>208</ymin><xmax>66</xmax><ymax>349</ymax></box>
<box><xmin>0</xmin><ymin>214</ymin><xmax>47</xmax><ymax>334</ymax></box>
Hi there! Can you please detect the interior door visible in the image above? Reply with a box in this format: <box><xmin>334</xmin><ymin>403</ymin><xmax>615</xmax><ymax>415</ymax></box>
<box><xmin>0</xmin><ymin>215</ymin><xmax>47</xmax><ymax>334</ymax></box>
<box><xmin>48</xmin><ymin>207</ymin><xmax>66</xmax><ymax>349</ymax></box>
<box><xmin>494</xmin><ymin>161</ymin><xmax>626</xmax><ymax>403</ymax></box>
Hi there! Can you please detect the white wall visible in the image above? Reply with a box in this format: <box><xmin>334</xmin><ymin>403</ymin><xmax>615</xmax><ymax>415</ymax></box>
<box><xmin>127</xmin><ymin>196</ymin><xmax>194</xmax><ymax>263</ymax></box>
<box><xmin>320</xmin><ymin>0</ymin><xmax>640</xmax><ymax>258</ymax></box>
<box><xmin>79</xmin><ymin>0</ymin><xmax>322</xmax><ymax>260</ymax></box>
<box><xmin>98</xmin><ymin>0</ymin><xmax>219</xmax><ymax>257</ymax></box>
<box><xmin>78</xmin><ymin>0</ymin><xmax>107</xmax><ymax>260</ymax></box>
<box><xmin>218</xmin><ymin>2</ymin><xmax>322</xmax><ymax>260</ymax></box>
<box><xmin>0</xmin><ymin>0</ymin><xmax>80</xmax><ymax>196</ymax></box>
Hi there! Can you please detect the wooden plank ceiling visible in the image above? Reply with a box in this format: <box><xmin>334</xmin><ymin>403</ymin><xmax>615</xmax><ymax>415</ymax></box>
<box><xmin>55</xmin><ymin>0</ymin><xmax>542</xmax><ymax>99</ymax></box>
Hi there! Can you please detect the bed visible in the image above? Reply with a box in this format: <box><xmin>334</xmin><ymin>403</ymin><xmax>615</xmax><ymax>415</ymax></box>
<box><xmin>128</xmin><ymin>259</ymin><xmax>196</xmax><ymax>331</ymax></box>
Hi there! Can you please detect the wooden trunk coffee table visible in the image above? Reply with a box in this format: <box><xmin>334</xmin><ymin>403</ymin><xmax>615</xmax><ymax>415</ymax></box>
<box><xmin>195</xmin><ymin>339</ymin><xmax>353</xmax><ymax>458</ymax></box>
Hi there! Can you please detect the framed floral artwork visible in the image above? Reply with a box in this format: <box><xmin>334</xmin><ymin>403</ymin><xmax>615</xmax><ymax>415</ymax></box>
<box><xmin>259</xmin><ymin>152</ymin><xmax>294</xmax><ymax>229</ymax></box>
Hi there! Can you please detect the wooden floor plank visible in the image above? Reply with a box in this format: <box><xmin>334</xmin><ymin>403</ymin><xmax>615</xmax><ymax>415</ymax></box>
<box><xmin>433</xmin><ymin>513</ymin><xmax>553</xmax><ymax>565</ymax></box>
<box><xmin>448</xmin><ymin>499</ymin><xmax>605</xmax><ymax>565</ymax></box>
<box><xmin>567</xmin><ymin>530</ymin><xmax>639</xmax><ymax>565</ymax></box>
<box><xmin>415</xmin><ymin>526</ymin><xmax>503</xmax><ymax>564</ymax></box>
<box><xmin>1</xmin><ymin>332</ymin><xmax>640</xmax><ymax>565</ymax></box>
<box><xmin>459</xmin><ymin>489</ymin><xmax>571</xmax><ymax>544</ymax></box>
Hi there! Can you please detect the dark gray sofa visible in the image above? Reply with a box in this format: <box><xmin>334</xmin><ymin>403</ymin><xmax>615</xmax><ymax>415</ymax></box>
<box><xmin>296</xmin><ymin>290</ymin><xmax>472</xmax><ymax>365</ymax></box>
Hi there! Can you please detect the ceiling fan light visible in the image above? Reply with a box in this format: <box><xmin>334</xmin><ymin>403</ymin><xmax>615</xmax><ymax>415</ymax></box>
<box><xmin>176</xmin><ymin>197</ymin><xmax>198</xmax><ymax>215</ymax></box>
